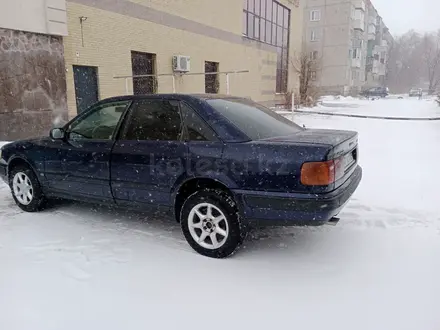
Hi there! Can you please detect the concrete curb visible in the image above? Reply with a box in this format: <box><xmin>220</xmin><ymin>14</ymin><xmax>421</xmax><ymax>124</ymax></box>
<box><xmin>287</xmin><ymin>110</ymin><xmax>440</xmax><ymax>121</ymax></box>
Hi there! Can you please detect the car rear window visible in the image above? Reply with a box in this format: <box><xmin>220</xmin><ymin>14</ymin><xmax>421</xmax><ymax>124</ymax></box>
<box><xmin>206</xmin><ymin>98</ymin><xmax>303</xmax><ymax>140</ymax></box>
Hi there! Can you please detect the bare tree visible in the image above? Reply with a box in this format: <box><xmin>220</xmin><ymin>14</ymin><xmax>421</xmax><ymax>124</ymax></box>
<box><xmin>422</xmin><ymin>31</ymin><xmax>440</xmax><ymax>94</ymax></box>
<box><xmin>386</xmin><ymin>30</ymin><xmax>424</xmax><ymax>92</ymax></box>
<box><xmin>290</xmin><ymin>51</ymin><xmax>320</xmax><ymax>106</ymax></box>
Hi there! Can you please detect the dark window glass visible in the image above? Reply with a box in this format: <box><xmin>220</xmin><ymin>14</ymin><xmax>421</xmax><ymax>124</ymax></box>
<box><xmin>68</xmin><ymin>101</ymin><xmax>129</xmax><ymax>140</ymax></box>
<box><xmin>207</xmin><ymin>98</ymin><xmax>303</xmax><ymax>140</ymax></box>
<box><xmin>121</xmin><ymin>99</ymin><xmax>183</xmax><ymax>141</ymax></box>
<box><xmin>181</xmin><ymin>103</ymin><xmax>218</xmax><ymax>141</ymax></box>
<box><xmin>205</xmin><ymin>61</ymin><xmax>219</xmax><ymax>94</ymax></box>
<box><xmin>131</xmin><ymin>51</ymin><xmax>156</xmax><ymax>95</ymax></box>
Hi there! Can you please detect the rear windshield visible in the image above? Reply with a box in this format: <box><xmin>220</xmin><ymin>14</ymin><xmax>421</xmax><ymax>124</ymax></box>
<box><xmin>206</xmin><ymin>98</ymin><xmax>303</xmax><ymax>140</ymax></box>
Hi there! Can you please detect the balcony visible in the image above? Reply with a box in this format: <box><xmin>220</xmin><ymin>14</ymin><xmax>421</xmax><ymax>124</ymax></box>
<box><xmin>372</xmin><ymin>60</ymin><xmax>386</xmax><ymax>75</ymax></box>
<box><xmin>352</xmin><ymin>58</ymin><xmax>361</xmax><ymax>68</ymax></box>
<box><xmin>354</xmin><ymin>0</ymin><xmax>366</xmax><ymax>11</ymax></box>
<box><xmin>354</xmin><ymin>19</ymin><xmax>365</xmax><ymax>31</ymax></box>
<box><xmin>368</xmin><ymin>25</ymin><xmax>376</xmax><ymax>40</ymax></box>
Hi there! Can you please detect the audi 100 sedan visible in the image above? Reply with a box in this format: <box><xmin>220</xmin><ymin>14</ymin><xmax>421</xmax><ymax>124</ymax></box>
<box><xmin>0</xmin><ymin>94</ymin><xmax>362</xmax><ymax>258</ymax></box>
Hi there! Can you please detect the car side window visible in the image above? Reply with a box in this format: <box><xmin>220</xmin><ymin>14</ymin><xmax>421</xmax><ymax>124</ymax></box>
<box><xmin>121</xmin><ymin>99</ymin><xmax>183</xmax><ymax>141</ymax></box>
<box><xmin>181</xmin><ymin>102</ymin><xmax>218</xmax><ymax>142</ymax></box>
<box><xmin>67</xmin><ymin>101</ymin><xmax>130</xmax><ymax>140</ymax></box>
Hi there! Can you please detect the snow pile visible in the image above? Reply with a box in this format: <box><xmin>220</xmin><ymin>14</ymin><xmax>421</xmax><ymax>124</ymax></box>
<box><xmin>319</xmin><ymin>95</ymin><xmax>357</xmax><ymax>102</ymax></box>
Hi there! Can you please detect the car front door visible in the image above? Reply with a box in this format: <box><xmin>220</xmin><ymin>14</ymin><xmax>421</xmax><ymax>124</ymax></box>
<box><xmin>45</xmin><ymin>100</ymin><xmax>130</xmax><ymax>201</ymax></box>
<box><xmin>111</xmin><ymin>98</ymin><xmax>188</xmax><ymax>209</ymax></box>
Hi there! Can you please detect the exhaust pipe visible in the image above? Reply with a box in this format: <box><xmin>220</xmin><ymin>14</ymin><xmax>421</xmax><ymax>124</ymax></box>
<box><xmin>326</xmin><ymin>217</ymin><xmax>340</xmax><ymax>226</ymax></box>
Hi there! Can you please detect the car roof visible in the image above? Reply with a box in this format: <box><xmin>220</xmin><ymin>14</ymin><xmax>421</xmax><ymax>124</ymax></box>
<box><xmin>99</xmin><ymin>94</ymin><xmax>247</xmax><ymax>104</ymax></box>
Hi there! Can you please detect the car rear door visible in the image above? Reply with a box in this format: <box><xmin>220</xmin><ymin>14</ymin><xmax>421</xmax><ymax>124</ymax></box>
<box><xmin>45</xmin><ymin>100</ymin><xmax>130</xmax><ymax>201</ymax></box>
<box><xmin>110</xmin><ymin>97</ymin><xmax>188</xmax><ymax>209</ymax></box>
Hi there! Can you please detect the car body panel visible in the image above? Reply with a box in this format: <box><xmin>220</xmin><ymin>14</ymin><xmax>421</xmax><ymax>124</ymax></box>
<box><xmin>0</xmin><ymin>94</ymin><xmax>362</xmax><ymax>227</ymax></box>
<box><xmin>111</xmin><ymin>140</ymin><xmax>188</xmax><ymax>207</ymax></box>
<box><xmin>361</xmin><ymin>87</ymin><xmax>389</xmax><ymax>97</ymax></box>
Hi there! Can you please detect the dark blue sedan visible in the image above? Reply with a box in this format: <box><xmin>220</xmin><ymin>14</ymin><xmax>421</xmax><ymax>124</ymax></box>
<box><xmin>0</xmin><ymin>94</ymin><xmax>362</xmax><ymax>258</ymax></box>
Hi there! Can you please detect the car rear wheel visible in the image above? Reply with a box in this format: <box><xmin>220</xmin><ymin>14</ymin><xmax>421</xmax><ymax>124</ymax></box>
<box><xmin>9</xmin><ymin>165</ymin><xmax>46</xmax><ymax>212</ymax></box>
<box><xmin>180</xmin><ymin>189</ymin><xmax>244</xmax><ymax>258</ymax></box>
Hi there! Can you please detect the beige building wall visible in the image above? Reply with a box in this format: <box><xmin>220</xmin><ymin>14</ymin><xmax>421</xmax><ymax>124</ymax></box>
<box><xmin>64</xmin><ymin>0</ymin><xmax>302</xmax><ymax>117</ymax></box>
<box><xmin>0</xmin><ymin>0</ymin><xmax>68</xmax><ymax>36</ymax></box>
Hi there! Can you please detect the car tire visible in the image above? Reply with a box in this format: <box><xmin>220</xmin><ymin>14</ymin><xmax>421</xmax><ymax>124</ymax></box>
<box><xmin>9</xmin><ymin>164</ymin><xmax>47</xmax><ymax>212</ymax></box>
<box><xmin>180</xmin><ymin>188</ymin><xmax>245</xmax><ymax>258</ymax></box>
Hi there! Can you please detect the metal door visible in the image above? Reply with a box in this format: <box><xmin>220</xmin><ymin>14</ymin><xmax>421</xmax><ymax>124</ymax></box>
<box><xmin>73</xmin><ymin>65</ymin><xmax>99</xmax><ymax>113</ymax></box>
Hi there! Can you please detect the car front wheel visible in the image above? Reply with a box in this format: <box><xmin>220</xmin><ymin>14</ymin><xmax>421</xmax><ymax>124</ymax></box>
<box><xmin>180</xmin><ymin>189</ymin><xmax>244</xmax><ymax>258</ymax></box>
<box><xmin>9</xmin><ymin>165</ymin><xmax>46</xmax><ymax>212</ymax></box>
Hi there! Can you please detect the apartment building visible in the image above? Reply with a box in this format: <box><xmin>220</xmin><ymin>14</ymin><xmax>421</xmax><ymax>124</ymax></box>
<box><xmin>0</xmin><ymin>0</ymin><xmax>69</xmax><ymax>140</ymax></box>
<box><xmin>365</xmin><ymin>2</ymin><xmax>393</xmax><ymax>87</ymax></box>
<box><xmin>303</xmin><ymin>0</ymin><xmax>392</xmax><ymax>95</ymax></box>
<box><xmin>63</xmin><ymin>0</ymin><xmax>303</xmax><ymax>117</ymax></box>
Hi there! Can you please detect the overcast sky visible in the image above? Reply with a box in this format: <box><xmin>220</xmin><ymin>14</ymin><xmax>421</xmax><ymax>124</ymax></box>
<box><xmin>373</xmin><ymin>0</ymin><xmax>438</xmax><ymax>35</ymax></box>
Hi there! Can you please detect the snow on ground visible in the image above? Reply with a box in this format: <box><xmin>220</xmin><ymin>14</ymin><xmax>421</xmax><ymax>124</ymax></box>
<box><xmin>308</xmin><ymin>96</ymin><xmax>440</xmax><ymax>118</ymax></box>
<box><xmin>1</xmin><ymin>99</ymin><xmax>440</xmax><ymax>330</ymax></box>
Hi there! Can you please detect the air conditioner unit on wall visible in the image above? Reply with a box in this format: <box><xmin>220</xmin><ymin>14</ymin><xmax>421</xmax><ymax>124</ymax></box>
<box><xmin>173</xmin><ymin>55</ymin><xmax>191</xmax><ymax>72</ymax></box>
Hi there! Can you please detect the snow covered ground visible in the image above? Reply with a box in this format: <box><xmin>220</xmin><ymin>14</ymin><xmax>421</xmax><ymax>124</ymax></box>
<box><xmin>305</xmin><ymin>96</ymin><xmax>440</xmax><ymax>118</ymax></box>
<box><xmin>1</xmin><ymin>99</ymin><xmax>440</xmax><ymax>330</ymax></box>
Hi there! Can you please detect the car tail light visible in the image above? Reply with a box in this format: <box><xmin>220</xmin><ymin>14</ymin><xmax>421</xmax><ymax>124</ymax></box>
<box><xmin>301</xmin><ymin>157</ymin><xmax>344</xmax><ymax>186</ymax></box>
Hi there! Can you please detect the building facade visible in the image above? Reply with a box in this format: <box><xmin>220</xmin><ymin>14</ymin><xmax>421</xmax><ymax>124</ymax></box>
<box><xmin>364</xmin><ymin>1</ymin><xmax>393</xmax><ymax>88</ymax></box>
<box><xmin>0</xmin><ymin>0</ymin><xmax>69</xmax><ymax>140</ymax></box>
<box><xmin>64</xmin><ymin>0</ymin><xmax>303</xmax><ymax>117</ymax></box>
<box><xmin>303</xmin><ymin>0</ymin><xmax>392</xmax><ymax>95</ymax></box>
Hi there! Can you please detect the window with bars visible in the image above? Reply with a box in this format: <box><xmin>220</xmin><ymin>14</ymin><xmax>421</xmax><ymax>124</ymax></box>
<box><xmin>243</xmin><ymin>0</ymin><xmax>290</xmax><ymax>93</ymax></box>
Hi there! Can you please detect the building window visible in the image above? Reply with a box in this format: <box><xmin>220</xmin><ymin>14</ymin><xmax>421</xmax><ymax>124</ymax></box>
<box><xmin>310</xmin><ymin>51</ymin><xmax>319</xmax><ymax>60</ymax></box>
<box><xmin>310</xmin><ymin>71</ymin><xmax>317</xmax><ymax>81</ymax></box>
<box><xmin>205</xmin><ymin>61</ymin><xmax>219</xmax><ymax>94</ymax></box>
<box><xmin>352</xmin><ymin>71</ymin><xmax>359</xmax><ymax>81</ymax></box>
<box><xmin>310</xmin><ymin>30</ymin><xmax>319</xmax><ymax>42</ymax></box>
<box><xmin>310</xmin><ymin>10</ymin><xmax>321</xmax><ymax>21</ymax></box>
<box><xmin>243</xmin><ymin>0</ymin><xmax>290</xmax><ymax>93</ymax></box>
<box><xmin>131</xmin><ymin>51</ymin><xmax>156</xmax><ymax>95</ymax></box>
<box><xmin>352</xmin><ymin>48</ymin><xmax>361</xmax><ymax>59</ymax></box>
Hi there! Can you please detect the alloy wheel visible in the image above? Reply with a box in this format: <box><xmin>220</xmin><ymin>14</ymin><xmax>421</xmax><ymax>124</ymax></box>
<box><xmin>188</xmin><ymin>202</ymin><xmax>229</xmax><ymax>250</ymax></box>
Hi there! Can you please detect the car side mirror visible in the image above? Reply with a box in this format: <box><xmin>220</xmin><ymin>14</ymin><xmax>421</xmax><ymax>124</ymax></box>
<box><xmin>50</xmin><ymin>128</ymin><xmax>65</xmax><ymax>140</ymax></box>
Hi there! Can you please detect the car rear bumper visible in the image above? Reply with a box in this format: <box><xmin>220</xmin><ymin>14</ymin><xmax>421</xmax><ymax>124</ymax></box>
<box><xmin>233</xmin><ymin>165</ymin><xmax>362</xmax><ymax>227</ymax></box>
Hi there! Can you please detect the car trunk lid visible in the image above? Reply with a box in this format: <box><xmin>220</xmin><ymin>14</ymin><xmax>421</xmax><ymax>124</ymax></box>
<box><xmin>262</xmin><ymin>129</ymin><xmax>359</xmax><ymax>190</ymax></box>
